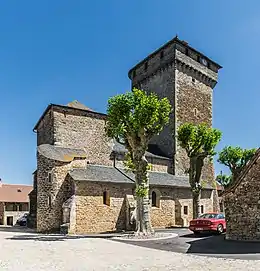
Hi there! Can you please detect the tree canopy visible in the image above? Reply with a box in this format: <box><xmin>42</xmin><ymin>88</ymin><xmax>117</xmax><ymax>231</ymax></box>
<box><xmin>178</xmin><ymin>123</ymin><xmax>222</xmax><ymax>159</ymax></box>
<box><xmin>217</xmin><ymin>146</ymin><xmax>257</xmax><ymax>187</ymax></box>
<box><xmin>215</xmin><ymin>174</ymin><xmax>232</xmax><ymax>188</ymax></box>
<box><xmin>106</xmin><ymin>88</ymin><xmax>171</xmax><ymax>146</ymax></box>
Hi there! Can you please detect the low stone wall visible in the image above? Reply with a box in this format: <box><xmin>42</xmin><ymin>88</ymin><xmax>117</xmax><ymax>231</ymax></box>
<box><xmin>224</xmin><ymin>156</ymin><xmax>260</xmax><ymax>241</ymax></box>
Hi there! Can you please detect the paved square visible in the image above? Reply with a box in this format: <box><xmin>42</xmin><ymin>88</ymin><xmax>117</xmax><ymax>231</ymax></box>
<box><xmin>0</xmin><ymin>228</ymin><xmax>259</xmax><ymax>270</ymax></box>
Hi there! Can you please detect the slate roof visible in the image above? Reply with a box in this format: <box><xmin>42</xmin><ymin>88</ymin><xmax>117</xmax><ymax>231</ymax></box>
<box><xmin>38</xmin><ymin>144</ymin><xmax>87</xmax><ymax>162</ymax></box>
<box><xmin>69</xmin><ymin>165</ymin><xmax>214</xmax><ymax>189</ymax></box>
<box><xmin>112</xmin><ymin>139</ymin><xmax>170</xmax><ymax>160</ymax></box>
<box><xmin>0</xmin><ymin>184</ymin><xmax>33</xmax><ymax>203</ymax></box>
<box><xmin>66</xmin><ymin>100</ymin><xmax>94</xmax><ymax>111</ymax></box>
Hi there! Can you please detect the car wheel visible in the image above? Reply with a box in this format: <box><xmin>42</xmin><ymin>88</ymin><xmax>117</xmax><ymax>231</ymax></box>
<box><xmin>217</xmin><ymin>224</ymin><xmax>224</xmax><ymax>234</ymax></box>
<box><xmin>194</xmin><ymin>231</ymin><xmax>200</xmax><ymax>236</ymax></box>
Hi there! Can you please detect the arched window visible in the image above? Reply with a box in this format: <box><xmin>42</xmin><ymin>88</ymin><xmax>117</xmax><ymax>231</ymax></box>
<box><xmin>152</xmin><ymin>191</ymin><xmax>157</xmax><ymax>207</ymax></box>
<box><xmin>103</xmin><ymin>191</ymin><xmax>110</xmax><ymax>206</ymax></box>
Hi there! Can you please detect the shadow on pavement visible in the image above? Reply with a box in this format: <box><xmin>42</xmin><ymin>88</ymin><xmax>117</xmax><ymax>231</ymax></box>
<box><xmin>7</xmin><ymin>232</ymin><xmax>127</xmax><ymax>242</ymax></box>
<box><xmin>186</xmin><ymin>234</ymin><xmax>260</xmax><ymax>255</ymax></box>
<box><xmin>111</xmin><ymin>230</ymin><xmax>260</xmax><ymax>260</ymax></box>
<box><xmin>0</xmin><ymin>226</ymin><xmax>36</xmax><ymax>233</ymax></box>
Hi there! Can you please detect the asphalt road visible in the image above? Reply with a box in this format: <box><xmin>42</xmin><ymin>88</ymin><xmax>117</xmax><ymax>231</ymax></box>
<box><xmin>114</xmin><ymin>228</ymin><xmax>260</xmax><ymax>260</ymax></box>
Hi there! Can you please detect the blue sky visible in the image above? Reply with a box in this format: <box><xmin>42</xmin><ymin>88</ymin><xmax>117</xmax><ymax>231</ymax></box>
<box><xmin>0</xmin><ymin>0</ymin><xmax>259</xmax><ymax>184</ymax></box>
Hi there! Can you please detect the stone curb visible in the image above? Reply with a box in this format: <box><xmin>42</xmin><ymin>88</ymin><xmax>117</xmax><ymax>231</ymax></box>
<box><xmin>111</xmin><ymin>233</ymin><xmax>178</xmax><ymax>242</ymax></box>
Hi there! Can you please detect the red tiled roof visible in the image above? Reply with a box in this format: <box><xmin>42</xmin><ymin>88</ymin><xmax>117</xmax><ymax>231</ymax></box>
<box><xmin>0</xmin><ymin>184</ymin><xmax>33</xmax><ymax>203</ymax></box>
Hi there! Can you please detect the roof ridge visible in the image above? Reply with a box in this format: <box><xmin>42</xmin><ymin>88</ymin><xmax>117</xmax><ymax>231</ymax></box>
<box><xmin>2</xmin><ymin>184</ymin><xmax>33</xmax><ymax>187</ymax></box>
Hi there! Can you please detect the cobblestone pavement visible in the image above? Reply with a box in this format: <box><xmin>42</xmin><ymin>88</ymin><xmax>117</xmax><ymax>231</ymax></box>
<box><xmin>0</xmin><ymin>228</ymin><xmax>259</xmax><ymax>270</ymax></box>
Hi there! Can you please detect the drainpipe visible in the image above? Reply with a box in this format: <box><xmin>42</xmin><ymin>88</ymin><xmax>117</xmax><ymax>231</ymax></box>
<box><xmin>112</xmin><ymin>153</ymin><xmax>135</xmax><ymax>183</ymax></box>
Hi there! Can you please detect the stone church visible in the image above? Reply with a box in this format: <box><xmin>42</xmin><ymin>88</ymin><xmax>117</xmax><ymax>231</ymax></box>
<box><xmin>29</xmin><ymin>36</ymin><xmax>222</xmax><ymax>234</ymax></box>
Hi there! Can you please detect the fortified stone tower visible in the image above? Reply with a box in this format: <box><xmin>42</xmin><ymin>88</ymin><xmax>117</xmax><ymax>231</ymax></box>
<box><xmin>128</xmin><ymin>36</ymin><xmax>222</xmax><ymax>181</ymax></box>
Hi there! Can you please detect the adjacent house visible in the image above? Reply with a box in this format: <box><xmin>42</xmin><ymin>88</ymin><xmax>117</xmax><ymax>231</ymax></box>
<box><xmin>223</xmin><ymin>149</ymin><xmax>260</xmax><ymax>241</ymax></box>
<box><xmin>30</xmin><ymin>36</ymin><xmax>222</xmax><ymax>234</ymax></box>
<box><xmin>0</xmin><ymin>181</ymin><xmax>33</xmax><ymax>226</ymax></box>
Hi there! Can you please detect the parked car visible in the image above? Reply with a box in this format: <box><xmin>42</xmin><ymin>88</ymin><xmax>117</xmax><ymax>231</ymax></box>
<box><xmin>189</xmin><ymin>213</ymin><xmax>226</xmax><ymax>235</ymax></box>
<box><xmin>16</xmin><ymin>213</ymin><xmax>29</xmax><ymax>226</ymax></box>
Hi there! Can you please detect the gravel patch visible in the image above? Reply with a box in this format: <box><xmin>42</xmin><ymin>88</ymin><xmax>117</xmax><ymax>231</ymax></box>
<box><xmin>0</xmin><ymin>229</ymin><xmax>260</xmax><ymax>270</ymax></box>
<box><xmin>113</xmin><ymin>232</ymin><xmax>177</xmax><ymax>241</ymax></box>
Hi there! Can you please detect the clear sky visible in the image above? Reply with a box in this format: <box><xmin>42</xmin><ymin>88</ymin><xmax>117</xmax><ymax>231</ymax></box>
<box><xmin>0</xmin><ymin>0</ymin><xmax>259</xmax><ymax>184</ymax></box>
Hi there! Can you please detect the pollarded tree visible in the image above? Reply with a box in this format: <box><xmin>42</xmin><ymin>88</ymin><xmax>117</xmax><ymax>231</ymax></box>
<box><xmin>106</xmin><ymin>88</ymin><xmax>171</xmax><ymax>235</ymax></box>
<box><xmin>217</xmin><ymin>146</ymin><xmax>256</xmax><ymax>186</ymax></box>
<box><xmin>215</xmin><ymin>174</ymin><xmax>232</xmax><ymax>188</ymax></box>
<box><xmin>177</xmin><ymin>123</ymin><xmax>222</xmax><ymax>219</ymax></box>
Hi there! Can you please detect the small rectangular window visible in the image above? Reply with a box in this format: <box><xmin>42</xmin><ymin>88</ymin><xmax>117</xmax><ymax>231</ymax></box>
<box><xmin>201</xmin><ymin>205</ymin><xmax>204</xmax><ymax>214</ymax></box>
<box><xmin>103</xmin><ymin>191</ymin><xmax>110</xmax><ymax>206</ymax></box>
<box><xmin>132</xmin><ymin>70</ymin><xmax>136</xmax><ymax>78</ymax></box>
<box><xmin>48</xmin><ymin>195</ymin><xmax>52</xmax><ymax>208</ymax></box>
<box><xmin>48</xmin><ymin>172</ymin><xmax>52</xmax><ymax>183</ymax></box>
<box><xmin>184</xmin><ymin>206</ymin><xmax>188</xmax><ymax>215</ymax></box>
<box><xmin>144</xmin><ymin>62</ymin><xmax>148</xmax><ymax>71</ymax></box>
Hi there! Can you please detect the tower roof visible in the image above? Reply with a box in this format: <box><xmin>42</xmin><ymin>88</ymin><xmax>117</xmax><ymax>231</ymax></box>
<box><xmin>128</xmin><ymin>36</ymin><xmax>222</xmax><ymax>78</ymax></box>
<box><xmin>66</xmin><ymin>100</ymin><xmax>94</xmax><ymax>111</ymax></box>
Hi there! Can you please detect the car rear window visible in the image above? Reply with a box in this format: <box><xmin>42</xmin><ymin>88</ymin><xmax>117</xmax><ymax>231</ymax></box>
<box><xmin>199</xmin><ymin>213</ymin><xmax>219</xmax><ymax>219</ymax></box>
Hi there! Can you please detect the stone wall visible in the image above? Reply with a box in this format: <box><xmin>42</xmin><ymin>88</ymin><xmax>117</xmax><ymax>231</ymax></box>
<box><xmin>173</xmin><ymin>188</ymin><xmax>213</xmax><ymax>226</ymax></box>
<box><xmin>174</xmin><ymin>61</ymin><xmax>214</xmax><ymax>180</ymax></box>
<box><xmin>224</xmin><ymin>156</ymin><xmax>260</xmax><ymax>241</ymax></box>
<box><xmin>114</xmin><ymin>155</ymin><xmax>170</xmax><ymax>173</ymax></box>
<box><xmin>74</xmin><ymin>181</ymin><xmax>132</xmax><ymax>234</ymax></box>
<box><xmin>136</xmin><ymin>64</ymin><xmax>175</xmax><ymax>159</ymax></box>
<box><xmin>36</xmin><ymin>153</ymin><xmax>85</xmax><ymax>233</ymax></box>
<box><xmin>53</xmin><ymin>108</ymin><xmax>112</xmax><ymax>166</ymax></box>
<box><xmin>73</xmin><ymin>180</ymin><xmax>214</xmax><ymax>233</ymax></box>
<box><xmin>150</xmin><ymin>187</ymin><xmax>175</xmax><ymax>228</ymax></box>
<box><xmin>37</xmin><ymin>109</ymin><xmax>54</xmax><ymax>146</ymax></box>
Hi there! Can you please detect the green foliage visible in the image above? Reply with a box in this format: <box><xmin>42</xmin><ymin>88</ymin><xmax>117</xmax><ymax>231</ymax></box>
<box><xmin>200</xmin><ymin>180</ymin><xmax>207</xmax><ymax>189</ymax></box>
<box><xmin>217</xmin><ymin>146</ymin><xmax>257</xmax><ymax>174</ymax></box>
<box><xmin>177</xmin><ymin>123</ymin><xmax>222</xmax><ymax>158</ymax></box>
<box><xmin>106</xmin><ymin>88</ymin><xmax>171</xmax><ymax>201</ymax></box>
<box><xmin>123</xmin><ymin>152</ymin><xmax>135</xmax><ymax>172</ymax></box>
<box><xmin>135</xmin><ymin>186</ymin><xmax>148</xmax><ymax>197</ymax></box>
<box><xmin>216</xmin><ymin>174</ymin><xmax>232</xmax><ymax>188</ymax></box>
<box><xmin>123</xmin><ymin>152</ymin><xmax>153</xmax><ymax>172</ymax></box>
<box><xmin>106</xmin><ymin>88</ymin><xmax>172</xmax><ymax>144</ymax></box>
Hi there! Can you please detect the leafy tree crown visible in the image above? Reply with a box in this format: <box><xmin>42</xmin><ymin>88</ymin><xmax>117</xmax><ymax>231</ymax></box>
<box><xmin>217</xmin><ymin>146</ymin><xmax>257</xmax><ymax>173</ymax></box>
<box><xmin>177</xmin><ymin>123</ymin><xmax>222</xmax><ymax>157</ymax></box>
<box><xmin>106</xmin><ymin>88</ymin><xmax>172</xmax><ymax>146</ymax></box>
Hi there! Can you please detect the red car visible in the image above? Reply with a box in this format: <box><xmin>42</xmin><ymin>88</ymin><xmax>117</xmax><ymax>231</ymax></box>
<box><xmin>189</xmin><ymin>213</ymin><xmax>226</xmax><ymax>235</ymax></box>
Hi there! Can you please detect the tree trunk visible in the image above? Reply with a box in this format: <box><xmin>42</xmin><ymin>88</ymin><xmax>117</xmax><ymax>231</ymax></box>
<box><xmin>192</xmin><ymin>191</ymin><xmax>201</xmax><ymax>219</ymax></box>
<box><xmin>189</xmin><ymin>156</ymin><xmax>204</xmax><ymax>219</ymax></box>
<box><xmin>134</xmin><ymin>153</ymin><xmax>154</xmax><ymax>236</ymax></box>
